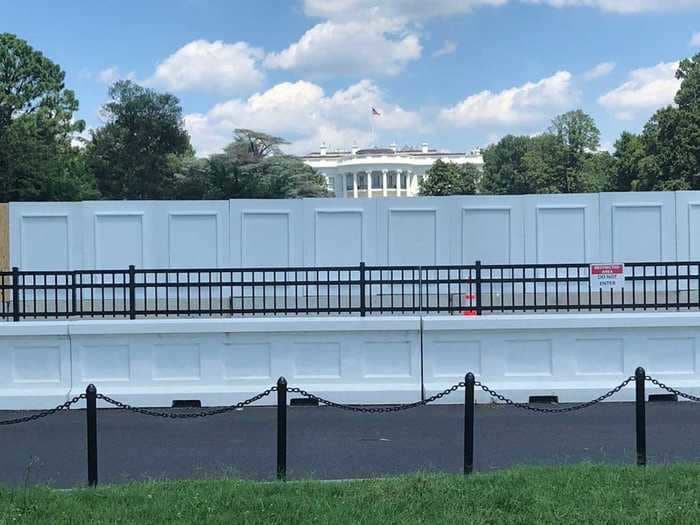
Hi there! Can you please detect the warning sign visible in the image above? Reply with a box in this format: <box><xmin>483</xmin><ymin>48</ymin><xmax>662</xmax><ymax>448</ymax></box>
<box><xmin>590</xmin><ymin>263</ymin><xmax>625</xmax><ymax>290</ymax></box>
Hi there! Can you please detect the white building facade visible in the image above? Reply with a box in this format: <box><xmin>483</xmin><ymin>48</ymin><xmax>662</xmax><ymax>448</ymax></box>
<box><xmin>301</xmin><ymin>143</ymin><xmax>484</xmax><ymax>198</ymax></box>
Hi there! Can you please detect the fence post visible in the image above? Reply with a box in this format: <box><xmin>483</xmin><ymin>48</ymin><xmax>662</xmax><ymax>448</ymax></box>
<box><xmin>359</xmin><ymin>262</ymin><xmax>366</xmax><ymax>317</ymax></box>
<box><xmin>71</xmin><ymin>270</ymin><xmax>78</xmax><ymax>318</ymax></box>
<box><xmin>128</xmin><ymin>265</ymin><xmax>136</xmax><ymax>320</ymax></box>
<box><xmin>86</xmin><ymin>384</ymin><xmax>98</xmax><ymax>487</ymax></box>
<box><xmin>464</xmin><ymin>372</ymin><xmax>475</xmax><ymax>475</ymax></box>
<box><xmin>11</xmin><ymin>267</ymin><xmax>20</xmax><ymax>322</ymax></box>
<box><xmin>635</xmin><ymin>367</ymin><xmax>646</xmax><ymax>467</ymax></box>
<box><xmin>474</xmin><ymin>261</ymin><xmax>482</xmax><ymax>316</ymax></box>
<box><xmin>276</xmin><ymin>377</ymin><xmax>287</xmax><ymax>481</ymax></box>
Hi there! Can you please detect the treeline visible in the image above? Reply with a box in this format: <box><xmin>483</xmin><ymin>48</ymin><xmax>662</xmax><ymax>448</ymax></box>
<box><xmin>0</xmin><ymin>33</ymin><xmax>328</xmax><ymax>202</ymax></box>
<box><xmin>421</xmin><ymin>53</ymin><xmax>700</xmax><ymax>196</ymax></box>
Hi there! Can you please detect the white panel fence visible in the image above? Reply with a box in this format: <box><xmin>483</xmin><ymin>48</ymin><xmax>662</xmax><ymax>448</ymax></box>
<box><xmin>10</xmin><ymin>191</ymin><xmax>700</xmax><ymax>271</ymax></box>
<box><xmin>2</xmin><ymin>313</ymin><xmax>700</xmax><ymax>409</ymax></box>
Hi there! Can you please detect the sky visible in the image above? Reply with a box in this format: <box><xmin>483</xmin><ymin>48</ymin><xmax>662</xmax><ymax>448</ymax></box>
<box><xmin>3</xmin><ymin>0</ymin><xmax>700</xmax><ymax>156</ymax></box>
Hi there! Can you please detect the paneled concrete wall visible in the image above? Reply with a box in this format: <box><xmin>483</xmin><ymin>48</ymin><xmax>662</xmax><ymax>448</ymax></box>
<box><xmin>1</xmin><ymin>313</ymin><xmax>700</xmax><ymax>409</ymax></box>
<box><xmin>423</xmin><ymin>313</ymin><xmax>700</xmax><ymax>403</ymax></box>
<box><xmin>9</xmin><ymin>191</ymin><xmax>700</xmax><ymax>270</ymax></box>
<box><xmin>69</xmin><ymin>317</ymin><xmax>422</xmax><ymax>407</ymax></box>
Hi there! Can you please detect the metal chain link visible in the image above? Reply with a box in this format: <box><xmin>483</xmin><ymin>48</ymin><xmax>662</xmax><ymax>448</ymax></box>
<box><xmin>286</xmin><ymin>382</ymin><xmax>466</xmax><ymax>413</ymax></box>
<box><xmin>96</xmin><ymin>388</ymin><xmax>277</xmax><ymax>418</ymax></box>
<box><xmin>646</xmin><ymin>375</ymin><xmax>700</xmax><ymax>402</ymax></box>
<box><xmin>0</xmin><ymin>394</ymin><xmax>86</xmax><ymax>426</ymax></box>
<box><xmin>474</xmin><ymin>377</ymin><xmax>635</xmax><ymax>413</ymax></box>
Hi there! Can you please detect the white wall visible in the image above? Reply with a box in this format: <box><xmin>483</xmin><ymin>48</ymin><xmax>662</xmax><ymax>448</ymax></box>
<box><xmin>1</xmin><ymin>313</ymin><xmax>700</xmax><ymax>409</ymax></box>
<box><xmin>10</xmin><ymin>191</ymin><xmax>700</xmax><ymax>271</ymax></box>
<box><xmin>68</xmin><ymin>317</ymin><xmax>422</xmax><ymax>407</ymax></box>
<box><xmin>423</xmin><ymin>313</ymin><xmax>700</xmax><ymax>403</ymax></box>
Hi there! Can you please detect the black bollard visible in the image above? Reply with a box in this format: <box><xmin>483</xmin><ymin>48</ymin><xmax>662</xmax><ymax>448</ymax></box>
<box><xmin>635</xmin><ymin>367</ymin><xmax>646</xmax><ymax>466</ymax></box>
<box><xmin>86</xmin><ymin>384</ymin><xmax>98</xmax><ymax>486</ymax></box>
<box><xmin>464</xmin><ymin>372</ymin><xmax>475</xmax><ymax>475</ymax></box>
<box><xmin>276</xmin><ymin>377</ymin><xmax>287</xmax><ymax>481</ymax></box>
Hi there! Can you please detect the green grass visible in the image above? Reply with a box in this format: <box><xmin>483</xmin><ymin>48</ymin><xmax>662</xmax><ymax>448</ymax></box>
<box><xmin>2</xmin><ymin>465</ymin><xmax>700</xmax><ymax>524</ymax></box>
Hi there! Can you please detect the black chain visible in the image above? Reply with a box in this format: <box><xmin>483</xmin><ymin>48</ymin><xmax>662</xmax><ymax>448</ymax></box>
<box><xmin>286</xmin><ymin>382</ymin><xmax>466</xmax><ymax>413</ymax></box>
<box><xmin>646</xmin><ymin>375</ymin><xmax>700</xmax><ymax>402</ymax></box>
<box><xmin>0</xmin><ymin>394</ymin><xmax>86</xmax><ymax>425</ymax></box>
<box><xmin>474</xmin><ymin>377</ymin><xmax>635</xmax><ymax>413</ymax></box>
<box><xmin>96</xmin><ymin>388</ymin><xmax>277</xmax><ymax>418</ymax></box>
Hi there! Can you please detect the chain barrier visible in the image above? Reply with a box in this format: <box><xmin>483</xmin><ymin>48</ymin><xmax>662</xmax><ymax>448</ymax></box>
<box><xmin>473</xmin><ymin>377</ymin><xmax>635</xmax><ymax>413</ymax></box>
<box><xmin>3</xmin><ymin>375</ymin><xmax>700</xmax><ymax>426</ymax></box>
<box><xmin>287</xmin><ymin>382</ymin><xmax>466</xmax><ymax>413</ymax></box>
<box><xmin>646</xmin><ymin>375</ymin><xmax>700</xmax><ymax>402</ymax></box>
<box><xmin>0</xmin><ymin>394</ymin><xmax>86</xmax><ymax>425</ymax></box>
<box><xmin>95</xmin><ymin>388</ymin><xmax>277</xmax><ymax>418</ymax></box>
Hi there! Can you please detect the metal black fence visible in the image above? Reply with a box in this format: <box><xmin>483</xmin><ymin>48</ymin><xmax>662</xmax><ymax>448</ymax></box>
<box><xmin>0</xmin><ymin>366</ymin><xmax>694</xmax><ymax>486</ymax></box>
<box><xmin>1</xmin><ymin>260</ymin><xmax>699</xmax><ymax>320</ymax></box>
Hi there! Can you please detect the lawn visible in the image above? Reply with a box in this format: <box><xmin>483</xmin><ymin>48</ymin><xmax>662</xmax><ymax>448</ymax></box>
<box><xmin>1</xmin><ymin>464</ymin><xmax>700</xmax><ymax>524</ymax></box>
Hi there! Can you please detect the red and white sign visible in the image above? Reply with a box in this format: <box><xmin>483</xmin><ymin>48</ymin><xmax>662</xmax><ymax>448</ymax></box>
<box><xmin>590</xmin><ymin>263</ymin><xmax>625</xmax><ymax>289</ymax></box>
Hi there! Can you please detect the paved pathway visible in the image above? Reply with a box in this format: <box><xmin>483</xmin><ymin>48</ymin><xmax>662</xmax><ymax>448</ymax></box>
<box><xmin>0</xmin><ymin>402</ymin><xmax>698</xmax><ymax>487</ymax></box>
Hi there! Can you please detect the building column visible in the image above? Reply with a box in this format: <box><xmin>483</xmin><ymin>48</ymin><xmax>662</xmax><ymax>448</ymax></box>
<box><xmin>352</xmin><ymin>172</ymin><xmax>358</xmax><ymax>199</ymax></box>
<box><xmin>382</xmin><ymin>170</ymin><xmax>388</xmax><ymax>197</ymax></box>
<box><xmin>367</xmin><ymin>171</ymin><xmax>372</xmax><ymax>198</ymax></box>
<box><xmin>407</xmin><ymin>170</ymin><xmax>414</xmax><ymax>196</ymax></box>
<box><xmin>396</xmin><ymin>170</ymin><xmax>402</xmax><ymax>197</ymax></box>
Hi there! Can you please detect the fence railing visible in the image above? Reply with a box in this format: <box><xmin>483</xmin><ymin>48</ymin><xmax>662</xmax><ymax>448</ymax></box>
<box><xmin>0</xmin><ymin>367</ymin><xmax>694</xmax><ymax>486</ymax></box>
<box><xmin>1</xmin><ymin>260</ymin><xmax>699</xmax><ymax>320</ymax></box>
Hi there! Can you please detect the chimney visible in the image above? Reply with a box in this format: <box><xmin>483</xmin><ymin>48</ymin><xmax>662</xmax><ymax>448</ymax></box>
<box><xmin>320</xmin><ymin>142</ymin><xmax>328</xmax><ymax>156</ymax></box>
<box><xmin>421</xmin><ymin>142</ymin><xmax>429</xmax><ymax>153</ymax></box>
<box><xmin>351</xmin><ymin>142</ymin><xmax>358</xmax><ymax>155</ymax></box>
<box><xmin>390</xmin><ymin>143</ymin><xmax>397</xmax><ymax>153</ymax></box>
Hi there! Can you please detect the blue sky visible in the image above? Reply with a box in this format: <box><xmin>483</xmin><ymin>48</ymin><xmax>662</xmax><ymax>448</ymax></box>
<box><xmin>3</xmin><ymin>0</ymin><xmax>700</xmax><ymax>155</ymax></box>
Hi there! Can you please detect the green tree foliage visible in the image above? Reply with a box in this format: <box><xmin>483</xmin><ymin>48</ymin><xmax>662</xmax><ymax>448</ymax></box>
<box><xmin>418</xmin><ymin>159</ymin><xmax>479</xmax><ymax>196</ymax></box>
<box><xmin>602</xmin><ymin>55</ymin><xmax>700</xmax><ymax>192</ymax></box>
<box><xmin>481</xmin><ymin>111</ymin><xmax>609</xmax><ymax>194</ymax></box>
<box><xmin>172</xmin><ymin>130</ymin><xmax>329</xmax><ymax>199</ymax></box>
<box><xmin>0</xmin><ymin>33</ymin><xmax>94</xmax><ymax>201</ymax></box>
<box><xmin>86</xmin><ymin>81</ymin><xmax>192</xmax><ymax>199</ymax></box>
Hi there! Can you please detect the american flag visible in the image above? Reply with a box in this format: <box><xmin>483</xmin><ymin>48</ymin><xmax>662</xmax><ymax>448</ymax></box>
<box><xmin>371</xmin><ymin>107</ymin><xmax>381</xmax><ymax>116</ymax></box>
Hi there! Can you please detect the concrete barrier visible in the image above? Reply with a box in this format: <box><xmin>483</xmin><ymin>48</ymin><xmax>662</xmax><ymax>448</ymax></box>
<box><xmin>1</xmin><ymin>313</ymin><xmax>700</xmax><ymax>409</ymax></box>
<box><xmin>422</xmin><ymin>312</ymin><xmax>700</xmax><ymax>403</ymax></box>
<box><xmin>68</xmin><ymin>317</ymin><xmax>422</xmax><ymax>407</ymax></box>
<box><xmin>0</xmin><ymin>322</ymin><xmax>71</xmax><ymax>409</ymax></box>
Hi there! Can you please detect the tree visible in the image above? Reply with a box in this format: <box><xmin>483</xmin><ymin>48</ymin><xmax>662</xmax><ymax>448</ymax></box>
<box><xmin>225</xmin><ymin>129</ymin><xmax>289</xmax><ymax>163</ymax></box>
<box><xmin>480</xmin><ymin>135</ymin><xmax>531</xmax><ymax>194</ymax></box>
<box><xmin>548</xmin><ymin>110</ymin><xmax>601</xmax><ymax>193</ymax></box>
<box><xmin>0</xmin><ymin>33</ymin><xmax>90</xmax><ymax>201</ymax></box>
<box><xmin>86</xmin><ymin>81</ymin><xmax>192</xmax><ymax>199</ymax></box>
<box><xmin>171</xmin><ymin>133</ymin><xmax>330</xmax><ymax>199</ymax></box>
<box><xmin>419</xmin><ymin>160</ymin><xmax>479</xmax><ymax>196</ymax></box>
<box><xmin>611</xmin><ymin>132</ymin><xmax>644</xmax><ymax>191</ymax></box>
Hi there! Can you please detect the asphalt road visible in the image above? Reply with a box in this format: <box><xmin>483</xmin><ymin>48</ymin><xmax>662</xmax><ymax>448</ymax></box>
<box><xmin>0</xmin><ymin>401</ymin><xmax>699</xmax><ymax>487</ymax></box>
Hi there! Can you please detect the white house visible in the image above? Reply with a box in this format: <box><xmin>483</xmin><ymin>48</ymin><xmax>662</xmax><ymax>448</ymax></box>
<box><xmin>301</xmin><ymin>142</ymin><xmax>484</xmax><ymax>198</ymax></box>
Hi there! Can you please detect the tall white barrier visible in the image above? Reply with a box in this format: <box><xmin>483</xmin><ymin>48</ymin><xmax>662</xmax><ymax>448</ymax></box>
<box><xmin>68</xmin><ymin>317</ymin><xmax>422</xmax><ymax>407</ymax></box>
<box><xmin>422</xmin><ymin>312</ymin><xmax>700</xmax><ymax>403</ymax></box>
<box><xmin>0</xmin><ymin>322</ymin><xmax>72</xmax><ymax>409</ymax></box>
<box><xmin>10</xmin><ymin>191</ymin><xmax>700</xmax><ymax>271</ymax></box>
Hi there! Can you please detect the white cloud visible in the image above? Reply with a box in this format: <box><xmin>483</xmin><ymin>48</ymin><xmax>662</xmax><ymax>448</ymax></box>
<box><xmin>583</xmin><ymin>62</ymin><xmax>615</xmax><ymax>80</ymax></box>
<box><xmin>303</xmin><ymin>0</ymin><xmax>700</xmax><ymax>19</ymax></box>
<box><xmin>433</xmin><ymin>40</ymin><xmax>458</xmax><ymax>57</ymax></box>
<box><xmin>184</xmin><ymin>80</ymin><xmax>420</xmax><ymax>156</ymax></box>
<box><xmin>691</xmin><ymin>32</ymin><xmax>700</xmax><ymax>46</ymax></box>
<box><xmin>148</xmin><ymin>40</ymin><xmax>264</xmax><ymax>95</ymax></box>
<box><xmin>264</xmin><ymin>19</ymin><xmax>421</xmax><ymax>76</ymax></box>
<box><xmin>598</xmin><ymin>61</ymin><xmax>681</xmax><ymax>119</ymax></box>
<box><xmin>97</xmin><ymin>66</ymin><xmax>135</xmax><ymax>85</ymax></box>
<box><xmin>303</xmin><ymin>0</ymin><xmax>507</xmax><ymax>21</ymax></box>
<box><xmin>440</xmin><ymin>71</ymin><xmax>576</xmax><ymax>127</ymax></box>
<box><xmin>522</xmin><ymin>0</ymin><xmax>700</xmax><ymax>13</ymax></box>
